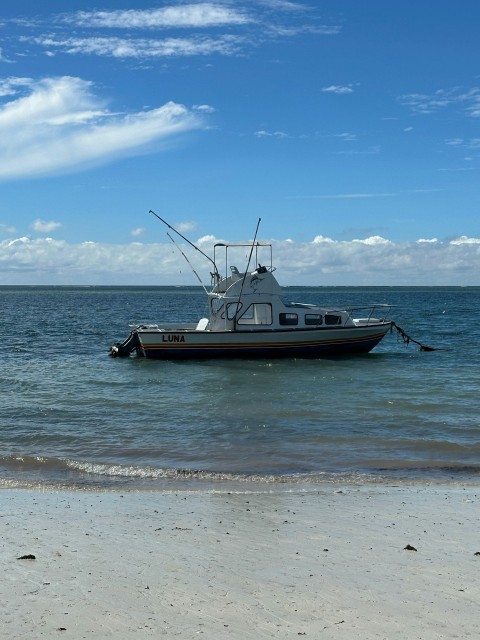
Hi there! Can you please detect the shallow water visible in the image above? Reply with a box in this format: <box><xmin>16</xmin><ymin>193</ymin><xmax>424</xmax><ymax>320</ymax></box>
<box><xmin>1</xmin><ymin>285</ymin><xmax>479</xmax><ymax>489</ymax></box>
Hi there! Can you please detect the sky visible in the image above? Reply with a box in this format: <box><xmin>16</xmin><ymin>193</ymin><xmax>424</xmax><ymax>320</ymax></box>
<box><xmin>0</xmin><ymin>0</ymin><xmax>479</xmax><ymax>285</ymax></box>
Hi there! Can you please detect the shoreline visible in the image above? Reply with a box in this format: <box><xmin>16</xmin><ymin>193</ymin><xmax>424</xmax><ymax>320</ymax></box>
<box><xmin>2</xmin><ymin>457</ymin><xmax>480</xmax><ymax>494</ymax></box>
<box><xmin>2</xmin><ymin>468</ymin><xmax>480</xmax><ymax>494</ymax></box>
<box><xmin>2</xmin><ymin>483</ymin><xmax>479</xmax><ymax>638</ymax></box>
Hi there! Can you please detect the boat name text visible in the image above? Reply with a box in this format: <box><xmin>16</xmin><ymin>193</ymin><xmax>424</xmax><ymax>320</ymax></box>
<box><xmin>162</xmin><ymin>334</ymin><xmax>185</xmax><ymax>343</ymax></box>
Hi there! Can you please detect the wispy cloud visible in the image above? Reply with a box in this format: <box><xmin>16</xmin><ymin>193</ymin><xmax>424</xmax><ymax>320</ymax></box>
<box><xmin>64</xmin><ymin>1</ymin><xmax>340</xmax><ymax>39</ymax></box>
<box><xmin>32</xmin><ymin>219</ymin><xmax>62</xmax><ymax>233</ymax></box>
<box><xmin>68</xmin><ymin>4</ymin><xmax>253</xmax><ymax>29</ymax></box>
<box><xmin>9</xmin><ymin>3</ymin><xmax>341</xmax><ymax>63</ymax></box>
<box><xmin>399</xmin><ymin>87</ymin><xmax>480</xmax><ymax>117</ymax></box>
<box><xmin>175</xmin><ymin>221</ymin><xmax>197</xmax><ymax>233</ymax></box>
<box><xmin>0</xmin><ymin>223</ymin><xmax>16</xmax><ymax>234</ymax></box>
<box><xmin>0</xmin><ymin>76</ymin><xmax>205</xmax><ymax>180</ymax></box>
<box><xmin>0</xmin><ymin>47</ymin><xmax>14</xmax><ymax>64</ymax></box>
<box><xmin>268</xmin><ymin>24</ymin><xmax>341</xmax><ymax>36</ymax></box>
<box><xmin>259</xmin><ymin>0</ymin><xmax>340</xmax><ymax>35</ymax></box>
<box><xmin>193</xmin><ymin>104</ymin><xmax>215</xmax><ymax>113</ymax></box>
<box><xmin>445</xmin><ymin>137</ymin><xmax>480</xmax><ymax>149</ymax></box>
<box><xmin>258</xmin><ymin>0</ymin><xmax>308</xmax><ymax>9</ymax></box>
<box><xmin>0</xmin><ymin>77</ymin><xmax>33</xmax><ymax>97</ymax></box>
<box><xmin>254</xmin><ymin>129</ymin><xmax>289</xmax><ymax>138</ymax></box>
<box><xmin>28</xmin><ymin>35</ymin><xmax>244</xmax><ymax>59</ymax></box>
<box><xmin>334</xmin><ymin>132</ymin><xmax>357</xmax><ymax>141</ymax></box>
<box><xmin>322</xmin><ymin>85</ymin><xmax>354</xmax><ymax>95</ymax></box>
<box><xmin>1</xmin><ymin>235</ymin><xmax>480</xmax><ymax>285</ymax></box>
<box><xmin>303</xmin><ymin>192</ymin><xmax>395</xmax><ymax>200</ymax></box>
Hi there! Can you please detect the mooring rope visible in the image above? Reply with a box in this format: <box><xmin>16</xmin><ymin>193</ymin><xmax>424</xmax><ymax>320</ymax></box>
<box><xmin>391</xmin><ymin>321</ymin><xmax>437</xmax><ymax>351</ymax></box>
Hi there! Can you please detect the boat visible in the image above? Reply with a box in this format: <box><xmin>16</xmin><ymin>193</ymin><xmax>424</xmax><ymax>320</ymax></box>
<box><xmin>110</xmin><ymin>216</ymin><xmax>394</xmax><ymax>359</ymax></box>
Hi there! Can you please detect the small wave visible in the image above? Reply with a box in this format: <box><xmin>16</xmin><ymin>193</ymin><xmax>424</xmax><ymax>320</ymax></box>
<box><xmin>2</xmin><ymin>455</ymin><xmax>480</xmax><ymax>492</ymax></box>
<box><xmin>67</xmin><ymin>459</ymin><xmax>334</xmax><ymax>484</ymax></box>
<box><xmin>0</xmin><ymin>454</ymin><xmax>71</xmax><ymax>472</ymax></box>
<box><xmin>0</xmin><ymin>455</ymin><xmax>381</xmax><ymax>489</ymax></box>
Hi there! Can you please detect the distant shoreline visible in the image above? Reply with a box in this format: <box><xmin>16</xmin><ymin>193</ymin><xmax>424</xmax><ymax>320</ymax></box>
<box><xmin>1</xmin><ymin>284</ymin><xmax>479</xmax><ymax>290</ymax></box>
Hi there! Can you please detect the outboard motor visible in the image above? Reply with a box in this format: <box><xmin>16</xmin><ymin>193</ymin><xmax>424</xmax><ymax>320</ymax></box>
<box><xmin>110</xmin><ymin>330</ymin><xmax>140</xmax><ymax>357</ymax></box>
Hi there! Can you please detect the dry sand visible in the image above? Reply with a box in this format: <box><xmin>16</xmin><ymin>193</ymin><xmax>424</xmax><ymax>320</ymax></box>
<box><xmin>1</xmin><ymin>484</ymin><xmax>479</xmax><ymax>639</ymax></box>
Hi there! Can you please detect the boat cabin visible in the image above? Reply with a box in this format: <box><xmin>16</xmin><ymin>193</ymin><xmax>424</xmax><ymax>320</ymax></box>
<box><xmin>205</xmin><ymin>242</ymin><xmax>355</xmax><ymax>332</ymax></box>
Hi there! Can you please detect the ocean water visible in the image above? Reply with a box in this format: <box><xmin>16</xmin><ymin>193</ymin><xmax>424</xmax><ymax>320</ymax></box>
<box><xmin>1</xmin><ymin>285</ymin><xmax>479</xmax><ymax>490</ymax></box>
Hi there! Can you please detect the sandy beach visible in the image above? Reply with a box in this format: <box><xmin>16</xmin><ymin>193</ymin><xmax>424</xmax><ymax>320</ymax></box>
<box><xmin>1</xmin><ymin>483</ymin><xmax>479</xmax><ymax>639</ymax></box>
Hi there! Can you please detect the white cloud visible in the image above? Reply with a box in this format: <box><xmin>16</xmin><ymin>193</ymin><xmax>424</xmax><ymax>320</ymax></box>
<box><xmin>445</xmin><ymin>138</ymin><xmax>463</xmax><ymax>146</ymax></box>
<box><xmin>197</xmin><ymin>234</ymin><xmax>217</xmax><ymax>246</ymax></box>
<box><xmin>0</xmin><ymin>76</ymin><xmax>107</xmax><ymax>128</ymax></box>
<box><xmin>334</xmin><ymin>132</ymin><xmax>357</xmax><ymax>141</ymax></box>
<box><xmin>309</xmin><ymin>192</ymin><xmax>395</xmax><ymax>199</ymax></box>
<box><xmin>0</xmin><ymin>77</ymin><xmax>33</xmax><ymax>97</ymax></box>
<box><xmin>131</xmin><ymin>227</ymin><xmax>145</xmax><ymax>238</ymax></box>
<box><xmin>399</xmin><ymin>87</ymin><xmax>480</xmax><ymax>117</ymax></box>
<box><xmin>0</xmin><ymin>76</ymin><xmax>205</xmax><ymax>180</ymax></box>
<box><xmin>312</xmin><ymin>235</ymin><xmax>335</xmax><ymax>244</ymax></box>
<box><xmin>268</xmin><ymin>24</ymin><xmax>341</xmax><ymax>36</ymax></box>
<box><xmin>258</xmin><ymin>0</ymin><xmax>307</xmax><ymax>10</ymax></box>
<box><xmin>352</xmin><ymin>236</ymin><xmax>392</xmax><ymax>246</ymax></box>
<box><xmin>0</xmin><ymin>223</ymin><xmax>16</xmax><ymax>234</ymax></box>
<box><xmin>193</xmin><ymin>104</ymin><xmax>215</xmax><ymax>113</ymax></box>
<box><xmin>175</xmin><ymin>221</ymin><xmax>197</xmax><ymax>233</ymax></box>
<box><xmin>0</xmin><ymin>48</ymin><xmax>14</xmax><ymax>64</ymax></box>
<box><xmin>32</xmin><ymin>219</ymin><xmax>62</xmax><ymax>233</ymax></box>
<box><xmin>449</xmin><ymin>235</ymin><xmax>480</xmax><ymax>245</ymax></box>
<box><xmin>12</xmin><ymin>3</ymin><xmax>341</xmax><ymax>64</ymax></box>
<box><xmin>29</xmin><ymin>34</ymin><xmax>244</xmax><ymax>59</ymax></box>
<box><xmin>254</xmin><ymin>129</ymin><xmax>289</xmax><ymax>138</ymax></box>
<box><xmin>321</xmin><ymin>85</ymin><xmax>354</xmax><ymax>95</ymax></box>
<box><xmin>1</xmin><ymin>235</ymin><xmax>480</xmax><ymax>285</ymax></box>
<box><xmin>69</xmin><ymin>4</ymin><xmax>252</xmax><ymax>29</ymax></box>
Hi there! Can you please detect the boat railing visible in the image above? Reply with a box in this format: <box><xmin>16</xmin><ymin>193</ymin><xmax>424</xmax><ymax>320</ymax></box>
<box><xmin>213</xmin><ymin>242</ymin><xmax>273</xmax><ymax>284</ymax></box>
<box><xmin>344</xmin><ymin>304</ymin><xmax>394</xmax><ymax>324</ymax></box>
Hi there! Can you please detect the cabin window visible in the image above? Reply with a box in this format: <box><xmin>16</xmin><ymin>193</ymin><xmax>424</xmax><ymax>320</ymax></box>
<box><xmin>237</xmin><ymin>303</ymin><xmax>272</xmax><ymax>325</ymax></box>
<box><xmin>305</xmin><ymin>314</ymin><xmax>323</xmax><ymax>325</ymax></box>
<box><xmin>279</xmin><ymin>313</ymin><xmax>298</xmax><ymax>326</ymax></box>
<box><xmin>226</xmin><ymin>302</ymin><xmax>242</xmax><ymax>319</ymax></box>
<box><xmin>324</xmin><ymin>314</ymin><xmax>342</xmax><ymax>326</ymax></box>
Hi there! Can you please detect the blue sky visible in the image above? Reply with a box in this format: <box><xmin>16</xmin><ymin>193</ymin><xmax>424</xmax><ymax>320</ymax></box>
<box><xmin>0</xmin><ymin>0</ymin><xmax>479</xmax><ymax>285</ymax></box>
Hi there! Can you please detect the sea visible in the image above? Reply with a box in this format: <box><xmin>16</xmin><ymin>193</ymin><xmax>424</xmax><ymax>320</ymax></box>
<box><xmin>1</xmin><ymin>285</ymin><xmax>479</xmax><ymax>491</ymax></box>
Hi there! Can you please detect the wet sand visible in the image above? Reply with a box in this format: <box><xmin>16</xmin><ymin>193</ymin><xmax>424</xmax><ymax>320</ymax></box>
<box><xmin>1</xmin><ymin>484</ymin><xmax>479</xmax><ymax>638</ymax></box>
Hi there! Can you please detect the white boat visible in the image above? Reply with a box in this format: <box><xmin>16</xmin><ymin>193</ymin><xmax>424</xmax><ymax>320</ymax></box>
<box><xmin>110</xmin><ymin>221</ymin><xmax>394</xmax><ymax>359</ymax></box>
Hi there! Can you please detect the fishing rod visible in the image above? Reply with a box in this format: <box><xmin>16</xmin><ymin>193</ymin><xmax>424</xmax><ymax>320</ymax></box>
<box><xmin>149</xmin><ymin>209</ymin><xmax>219</xmax><ymax>280</ymax></box>
<box><xmin>166</xmin><ymin>232</ymin><xmax>208</xmax><ymax>294</ymax></box>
